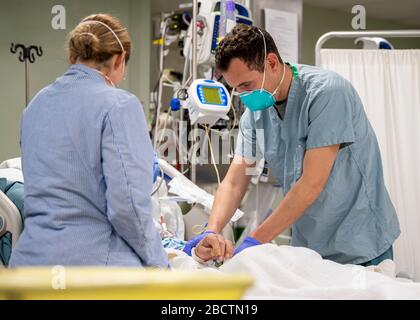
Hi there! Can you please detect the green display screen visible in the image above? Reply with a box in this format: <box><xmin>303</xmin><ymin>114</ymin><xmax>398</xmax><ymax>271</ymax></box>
<box><xmin>202</xmin><ymin>87</ymin><xmax>222</xmax><ymax>104</ymax></box>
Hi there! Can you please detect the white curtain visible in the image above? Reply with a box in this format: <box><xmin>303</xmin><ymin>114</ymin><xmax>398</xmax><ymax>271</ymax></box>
<box><xmin>320</xmin><ymin>49</ymin><xmax>420</xmax><ymax>281</ymax></box>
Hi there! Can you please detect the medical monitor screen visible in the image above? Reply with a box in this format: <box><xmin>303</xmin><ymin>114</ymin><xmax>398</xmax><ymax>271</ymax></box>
<box><xmin>202</xmin><ymin>87</ymin><xmax>222</xmax><ymax>105</ymax></box>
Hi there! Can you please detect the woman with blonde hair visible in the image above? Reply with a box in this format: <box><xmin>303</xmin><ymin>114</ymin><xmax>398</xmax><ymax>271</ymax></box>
<box><xmin>9</xmin><ymin>14</ymin><xmax>168</xmax><ymax>268</ymax></box>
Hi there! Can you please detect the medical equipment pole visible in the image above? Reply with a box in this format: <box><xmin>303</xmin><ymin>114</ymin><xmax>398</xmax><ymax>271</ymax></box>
<box><xmin>315</xmin><ymin>30</ymin><xmax>420</xmax><ymax>66</ymax></box>
<box><xmin>191</xmin><ymin>0</ymin><xmax>198</xmax><ymax>184</ymax></box>
<box><xmin>24</xmin><ymin>60</ymin><xmax>29</xmax><ymax>107</ymax></box>
<box><xmin>192</xmin><ymin>1</ymin><xmax>197</xmax><ymax>83</ymax></box>
<box><xmin>179</xmin><ymin>46</ymin><xmax>191</xmax><ymax>175</ymax></box>
<box><xmin>10</xmin><ymin>43</ymin><xmax>43</xmax><ymax>107</ymax></box>
<box><xmin>153</xmin><ymin>16</ymin><xmax>169</xmax><ymax>149</ymax></box>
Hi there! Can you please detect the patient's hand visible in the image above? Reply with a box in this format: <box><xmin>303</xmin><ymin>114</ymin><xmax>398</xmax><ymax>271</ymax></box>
<box><xmin>195</xmin><ymin>233</ymin><xmax>234</xmax><ymax>262</ymax></box>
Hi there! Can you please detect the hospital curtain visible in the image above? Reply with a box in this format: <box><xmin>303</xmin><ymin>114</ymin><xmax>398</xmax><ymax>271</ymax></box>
<box><xmin>320</xmin><ymin>49</ymin><xmax>420</xmax><ymax>281</ymax></box>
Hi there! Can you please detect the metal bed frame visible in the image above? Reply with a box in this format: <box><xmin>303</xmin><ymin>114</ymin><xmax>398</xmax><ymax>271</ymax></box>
<box><xmin>315</xmin><ymin>30</ymin><xmax>420</xmax><ymax>66</ymax></box>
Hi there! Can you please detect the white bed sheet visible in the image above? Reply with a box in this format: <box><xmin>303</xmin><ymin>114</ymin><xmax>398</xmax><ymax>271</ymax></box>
<box><xmin>167</xmin><ymin>244</ymin><xmax>420</xmax><ymax>299</ymax></box>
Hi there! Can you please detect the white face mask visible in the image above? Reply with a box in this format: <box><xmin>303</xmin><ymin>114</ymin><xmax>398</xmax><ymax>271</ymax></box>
<box><xmin>78</xmin><ymin>19</ymin><xmax>126</xmax><ymax>87</ymax></box>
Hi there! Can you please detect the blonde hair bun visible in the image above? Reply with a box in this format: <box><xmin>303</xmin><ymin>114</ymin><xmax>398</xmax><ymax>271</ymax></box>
<box><xmin>72</xmin><ymin>32</ymin><xmax>101</xmax><ymax>60</ymax></box>
<box><xmin>67</xmin><ymin>13</ymin><xmax>131</xmax><ymax>65</ymax></box>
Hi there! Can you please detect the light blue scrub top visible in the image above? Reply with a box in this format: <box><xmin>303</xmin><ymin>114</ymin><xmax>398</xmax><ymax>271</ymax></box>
<box><xmin>236</xmin><ymin>64</ymin><xmax>400</xmax><ymax>264</ymax></box>
<box><xmin>9</xmin><ymin>64</ymin><xmax>169</xmax><ymax>268</ymax></box>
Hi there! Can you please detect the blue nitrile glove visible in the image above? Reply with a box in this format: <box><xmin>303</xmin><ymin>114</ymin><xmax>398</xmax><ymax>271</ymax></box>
<box><xmin>233</xmin><ymin>236</ymin><xmax>261</xmax><ymax>256</ymax></box>
<box><xmin>183</xmin><ymin>231</ymin><xmax>215</xmax><ymax>256</ymax></box>
<box><xmin>153</xmin><ymin>152</ymin><xmax>159</xmax><ymax>183</ymax></box>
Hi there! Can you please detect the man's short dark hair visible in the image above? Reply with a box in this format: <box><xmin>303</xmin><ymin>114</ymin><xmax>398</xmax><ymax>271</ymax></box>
<box><xmin>215</xmin><ymin>24</ymin><xmax>283</xmax><ymax>73</ymax></box>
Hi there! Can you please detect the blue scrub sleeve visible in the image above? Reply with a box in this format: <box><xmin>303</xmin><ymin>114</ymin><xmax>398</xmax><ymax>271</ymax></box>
<box><xmin>101</xmin><ymin>95</ymin><xmax>169</xmax><ymax>268</ymax></box>
<box><xmin>306</xmin><ymin>85</ymin><xmax>356</xmax><ymax>150</ymax></box>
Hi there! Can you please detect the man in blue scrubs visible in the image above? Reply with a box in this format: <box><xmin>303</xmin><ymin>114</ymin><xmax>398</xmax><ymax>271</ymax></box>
<box><xmin>185</xmin><ymin>24</ymin><xmax>400</xmax><ymax>266</ymax></box>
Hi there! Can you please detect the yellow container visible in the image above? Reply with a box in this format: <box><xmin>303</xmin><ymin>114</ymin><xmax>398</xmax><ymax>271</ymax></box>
<box><xmin>0</xmin><ymin>267</ymin><xmax>253</xmax><ymax>300</ymax></box>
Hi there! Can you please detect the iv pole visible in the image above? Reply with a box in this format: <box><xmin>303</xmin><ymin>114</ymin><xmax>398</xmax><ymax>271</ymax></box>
<box><xmin>10</xmin><ymin>43</ymin><xmax>43</xmax><ymax>107</ymax></box>
<box><xmin>190</xmin><ymin>0</ymin><xmax>198</xmax><ymax>184</ymax></box>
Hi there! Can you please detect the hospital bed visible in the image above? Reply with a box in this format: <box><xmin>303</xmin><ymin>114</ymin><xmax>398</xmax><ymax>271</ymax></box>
<box><xmin>1</xmin><ymin>157</ymin><xmax>418</xmax><ymax>299</ymax></box>
<box><xmin>0</xmin><ymin>157</ymin><xmax>24</xmax><ymax>267</ymax></box>
<box><xmin>0</xmin><ymin>190</ymin><xmax>22</xmax><ymax>244</ymax></box>
<box><xmin>0</xmin><ymin>190</ymin><xmax>23</xmax><ymax>267</ymax></box>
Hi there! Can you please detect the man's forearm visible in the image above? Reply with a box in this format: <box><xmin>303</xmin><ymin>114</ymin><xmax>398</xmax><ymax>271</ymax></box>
<box><xmin>250</xmin><ymin>177</ymin><xmax>324</xmax><ymax>243</ymax></box>
<box><xmin>207</xmin><ymin>180</ymin><xmax>248</xmax><ymax>233</ymax></box>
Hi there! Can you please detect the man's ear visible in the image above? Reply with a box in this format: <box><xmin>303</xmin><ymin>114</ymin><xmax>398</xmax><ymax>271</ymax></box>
<box><xmin>267</xmin><ymin>52</ymin><xmax>280</xmax><ymax>70</ymax></box>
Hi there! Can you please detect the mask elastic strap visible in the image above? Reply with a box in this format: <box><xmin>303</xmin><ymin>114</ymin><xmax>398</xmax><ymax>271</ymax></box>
<box><xmin>272</xmin><ymin>62</ymin><xmax>286</xmax><ymax>97</ymax></box>
<box><xmin>92</xmin><ymin>68</ymin><xmax>116</xmax><ymax>87</ymax></box>
<box><xmin>257</xmin><ymin>28</ymin><xmax>267</xmax><ymax>92</ymax></box>
<box><xmin>78</xmin><ymin>19</ymin><xmax>125</xmax><ymax>53</ymax></box>
<box><xmin>78</xmin><ymin>20</ymin><xmax>126</xmax><ymax>69</ymax></box>
<box><xmin>257</xmin><ymin>28</ymin><xmax>286</xmax><ymax>99</ymax></box>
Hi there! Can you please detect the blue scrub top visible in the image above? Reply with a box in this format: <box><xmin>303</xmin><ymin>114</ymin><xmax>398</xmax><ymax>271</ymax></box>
<box><xmin>236</xmin><ymin>64</ymin><xmax>400</xmax><ymax>264</ymax></box>
<box><xmin>10</xmin><ymin>64</ymin><xmax>169</xmax><ymax>268</ymax></box>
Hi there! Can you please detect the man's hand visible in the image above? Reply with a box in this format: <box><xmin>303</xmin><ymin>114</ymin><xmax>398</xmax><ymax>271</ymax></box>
<box><xmin>195</xmin><ymin>233</ymin><xmax>234</xmax><ymax>262</ymax></box>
